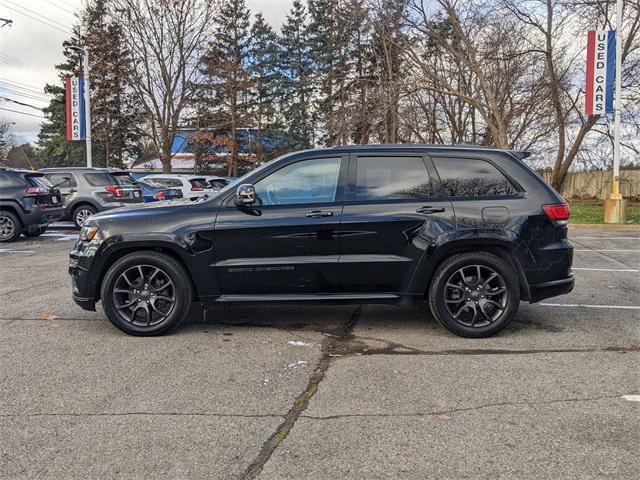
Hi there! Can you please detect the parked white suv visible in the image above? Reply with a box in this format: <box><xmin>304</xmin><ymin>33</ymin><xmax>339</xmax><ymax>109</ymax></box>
<box><xmin>139</xmin><ymin>175</ymin><xmax>213</xmax><ymax>200</ymax></box>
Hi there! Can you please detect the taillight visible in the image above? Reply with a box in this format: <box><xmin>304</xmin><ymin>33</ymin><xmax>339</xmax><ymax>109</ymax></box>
<box><xmin>153</xmin><ymin>192</ymin><xmax>165</xmax><ymax>200</ymax></box>
<box><xmin>26</xmin><ymin>186</ymin><xmax>49</xmax><ymax>195</ymax></box>
<box><xmin>191</xmin><ymin>186</ymin><xmax>203</xmax><ymax>191</ymax></box>
<box><xmin>543</xmin><ymin>203</ymin><xmax>570</xmax><ymax>222</ymax></box>
<box><xmin>105</xmin><ymin>185</ymin><xmax>123</xmax><ymax>197</ymax></box>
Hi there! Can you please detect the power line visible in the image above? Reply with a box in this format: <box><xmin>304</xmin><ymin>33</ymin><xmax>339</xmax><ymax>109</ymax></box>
<box><xmin>44</xmin><ymin>0</ymin><xmax>76</xmax><ymax>16</ymax></box>
<box><xmin>0</xmin><ymin>0</ymin><xmax>74</xmax><ymax>36</ymax></box>
<box><xmin>0</xmin><ymin>106</ymin><xmax>45</xmax><ymax>118</ymax></box>
<box><xmin>0</xmin><ymin>86</ymin><xmax>52</xmax><ymax>103</ymax></box>
<box><xmin>0</xmin><ymin>96</ymin><xmax>43</xmax><ymax>110</ymax></box>
<box><xmin>0</xmin><ymin>53</ymin><xmax>52</xmax><ymax>78</ymax></box>
<box><xmin>0</xmin><ymin>78</ymin><xmax>53</xmax><ymax>97</ymax></box>
<box><xmin>2</xmin><ymin>0</ymin><xmax>75</xmax><ymax>33</ymax></box>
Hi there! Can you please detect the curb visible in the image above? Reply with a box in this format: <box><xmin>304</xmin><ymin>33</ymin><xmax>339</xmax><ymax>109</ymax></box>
<box><xmin>569</xmin><ymin>223</ymin><xmax>640</xmax><ymax>230</ymax></box>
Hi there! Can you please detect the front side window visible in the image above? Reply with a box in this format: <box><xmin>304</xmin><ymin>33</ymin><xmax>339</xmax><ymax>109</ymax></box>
<box><xmin>254</xmin><ymin>157</ymin><xmax>341</xmax><ymax>206</ymax></box>
<box><xmin>433</xmin><ymin>157</ymin><xmax>517</xmax><ymax>197</ymax></box>
<box><xmin>351</xmin><ymin>156</ymin><xmax>431</xmax><ymax>201</ymax></box>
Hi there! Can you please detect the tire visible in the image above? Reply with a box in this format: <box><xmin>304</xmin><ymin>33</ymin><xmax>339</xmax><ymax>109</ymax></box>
<box><xmin>0</xmin><ymin>211</ymin><xmax>22</xmax><ymax>243</ymax></box>
<box><xmin>72</xmin><ymin>204</ymin><xmax>96</xmax><ymax>228</ymax></box>
<box><xmin>23</xmin><ymin>226</ymin><xmax>47</xmax><ymax>237</ymax></box>
<box><xmin>428</xmin><ymin>252</ymin><xmax>519</xmax><ymax>338</ymax></box>
<box><xmin>100</xmin><ymin>251</ymin><xmax>193</xmax><ymax>336</ymax></box>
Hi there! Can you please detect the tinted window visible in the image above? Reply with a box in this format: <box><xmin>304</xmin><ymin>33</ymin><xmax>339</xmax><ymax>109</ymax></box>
<box><xmin>26</xmin><ymin>175</ymin><xmax>53</xmax><ymax>188</ymax></box>
<box><xmin>351</xmin><ymin>156</ymin><xmax>431</xmax><ymax>201</ymax></box>
<box><xmin>112</xmin><ymin>173</ymin><xmax>137</xmax><ymax>185</ymax></box>
<box><xmin>148</xmin><ymin>177</ymin><xmax>183</xmax><ymax>188</ymax></box>
<box><xmin>189</xmin><ymin>178</ymin><xmax>208</xmax><ymax>189</ymax></box>
<box><xmin>433</xmin><ymin>158</ymin><xmax>516</xmax><ymax>197</ymax></box>
<box><xmin>255</xmin><ymin>157</ymin><xmax>341</xmax><ymax>206</ymax></box>
<box><xmin>0</xmin><ymin>172</ymin><xmax>18</xmax><ymax>187</ymax></box>
<box><xmin>83</xmin><ymin>172</ymin><xmax>113</xmax><ymax>186</ymax></box>
<box><xmin>45</xmin><ymin>173</ymin><xmax>77</xmax><ymax>188</ymax></box>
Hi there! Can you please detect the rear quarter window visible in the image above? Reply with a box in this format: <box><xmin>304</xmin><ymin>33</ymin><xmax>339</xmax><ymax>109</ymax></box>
<box><xmin>83</xmin><ymin>172</ymin><xmax>114</xmax><ymax>186</ymax></box>
<box><xmin>433</xmin><ymin>157</ymin><xmax>517</xmax><ymax>197</ymax></box>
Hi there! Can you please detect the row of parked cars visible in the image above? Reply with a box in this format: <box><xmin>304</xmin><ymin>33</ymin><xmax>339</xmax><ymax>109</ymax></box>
<box><xmin>0</xmin><ymin>167</ymin><xmax>232</xmax><ymax>242</ymax></box>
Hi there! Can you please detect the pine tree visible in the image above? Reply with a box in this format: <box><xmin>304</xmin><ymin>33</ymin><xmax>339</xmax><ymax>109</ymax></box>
<box><xmin>82</xmin><ymin>0</ymin><xmax>140</xmax><ymax>168</ymax></box>
<box><xmin>37</xmin><ymin>27</ymin><xmax>85</xmax><ymax>167</ymax></box>
<box><xmin>198</xmin><ymin>0</ymin><xmax>252</xmax><ymax>176</ymax></box>
<box><xmin>248</xmin><ymin>13</ymin><xmax>281</xmax><ymax>161</ymax></box>
<box><xmin>37</xmin><ymin>0</ymin><xmax>140</xmax><ymax>168</ymax></box>
<box><xmin>279</xmin><ymin>0</ymin><xmax>314</xmax><ymax>149</ymax></box>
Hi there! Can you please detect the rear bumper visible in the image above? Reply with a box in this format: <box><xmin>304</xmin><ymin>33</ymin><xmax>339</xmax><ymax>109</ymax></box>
<box><xmin>21</xmin><ymin>206</ymin><xmax>65</xmax><ymax>227</ymax></box>
<box><xmin>528</xmin><ymin>276</ymin><xmax>575</xmax><ymax>303</ymax></box>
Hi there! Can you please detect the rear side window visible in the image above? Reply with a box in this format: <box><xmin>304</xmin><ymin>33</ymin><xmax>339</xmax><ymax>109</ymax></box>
<box><xmin>45</xmin><ymin>173</ymin><xmax>77</xmax><ymax>188</ymax></box>
<box><xmin>433</xmin><ymin>158</ymin><xmax>517</xmax><ymax>197</ymax></box>
<box><xmin>350</xmin><ymin>156</ymin><xmax>431</xmax><ymax>201</ymax></box>
<box><xmin>148</xmin><ymin>177</ymin><xmax>183</xmax><ymax>188</ymax></box>
<box><xmin>189</xmin><ymin>178</ymin><xmax>208</xmax><ymax>189</ymax></box>
<box><xmin>0</xmin><ymin>172</ymin><xmax>20</xmax><ymax>187</ymax></box>
<box><xmin>83</xmin><ymin>172</ymin><xmax>113</xmax><ymax>186</ymax></box>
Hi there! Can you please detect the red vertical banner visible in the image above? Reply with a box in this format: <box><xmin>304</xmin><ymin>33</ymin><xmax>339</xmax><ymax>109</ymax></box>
<box><xmin>65</xmin><ymin>77</ymin><xmax>73</xmax><ymax>140</ymax></box>
<box><xmin>585</xmin><ymin>30</ymin><xmax>595</xmax><ymax>116</ymax></box>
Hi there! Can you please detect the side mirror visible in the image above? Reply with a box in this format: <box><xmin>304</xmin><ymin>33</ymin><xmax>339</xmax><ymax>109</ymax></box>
<box><xmin>234</xmin><ymin>184</ymin><xmax>257</xmax><ymax>206</ymax></box>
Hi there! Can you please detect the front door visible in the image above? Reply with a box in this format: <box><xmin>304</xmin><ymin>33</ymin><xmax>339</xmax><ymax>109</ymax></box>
<box><xmin>43</xmin><ymin>172</ymin><xmax>79</xmax><ymax>212</ymax></box>
<box><xmin>339</xmin><ymin>154</ymin><xmax>454</xmax><ymax>293</ymax></box>
<box><xmin>213</xmin><ymin>156</ymin><xmax>347</xmax><ymax>295</ymax></box>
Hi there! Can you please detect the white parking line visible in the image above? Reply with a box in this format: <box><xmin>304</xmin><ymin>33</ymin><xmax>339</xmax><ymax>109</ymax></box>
<box><xmin>572</xmin><ymin>237</ymin><xmax>640</xmax><ymax>240</ymax></box>
<box><xmin>622</xmin><ymin>395</ymin><xmax>640</xmax><ymax>402</ymax></box>
<box><xmin>0</xmin><ymin>249</ymin><xmax>36</xmax><ymax>254</ymax></box>
<box><xmin>572</xmin><ymin>267</ymin><xmax>640</xmax><ymax>272</ymax></box>
<box><xmin>574</xmin><ymin>249</ymin><xmax>640</xmax><ymax>252</ymax></box>
<box><xmin>541</xmin><ymin>303</ymin><xmax>640</xmax><ymax>310</ymax></box>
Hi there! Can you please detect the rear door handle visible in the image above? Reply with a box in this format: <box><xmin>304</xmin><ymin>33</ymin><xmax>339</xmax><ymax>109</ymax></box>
<box><xmin>306</xmin><ymin>210</ymin><xmax>334</xmax><ymax>218</ymax></box>
<box><xmin>416</xmin><ymin>206</ymin><xmax>445</xmax><ymax>214</ymax></box>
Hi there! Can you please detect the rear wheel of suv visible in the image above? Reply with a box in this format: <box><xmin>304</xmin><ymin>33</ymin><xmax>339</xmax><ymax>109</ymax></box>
<box><xmin>429</xmin><ymin>252</ymin><xmax>519</xmax><ymax>338</ymax></box>
<box><xmin>73</xmin><ymin>205</ymin><xmax>96</xmax><ymax>228</ymax></box>
<box><xmin>0</xmin><ymin>211</ymin><xmax>22</xmax><ymax>243</ymax></box>
<box><xmin>101</xmin><ymin>251</ymin><xmax>193</xmax><ymax>336</ymax></box>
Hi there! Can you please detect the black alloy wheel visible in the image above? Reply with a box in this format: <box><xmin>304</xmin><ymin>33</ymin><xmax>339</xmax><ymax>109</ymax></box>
<box><xmin>429</xmin><ymin>252</ymin><xmax>519</xmax><ymax>338</ymax></box>
<box><xmin>101</xmin><ymin>251</ymin><xmax>193</xmax><ymax>335</ymax></box>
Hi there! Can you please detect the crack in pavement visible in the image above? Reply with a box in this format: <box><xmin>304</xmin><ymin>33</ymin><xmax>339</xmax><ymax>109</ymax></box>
<box><xmin>299</xmin><ymin>394</ymin><xmax>630</xmax><ymax>420</ymax></box>
<box><xmin>240</xmin><ymin>305</ymin><xmax>363</xmax><ymax>480</ymax></box>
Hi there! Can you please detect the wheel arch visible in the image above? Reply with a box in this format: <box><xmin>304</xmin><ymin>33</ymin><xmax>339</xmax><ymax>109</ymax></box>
<box><xmin>0</xmin><ymin>202</ymin><xmax>25</xmax><ymax>227</ymax></box>
<box><xmin>414</xmin><ymin>240</ymin><xmax>531</xmax><ymax>301</ymax></box>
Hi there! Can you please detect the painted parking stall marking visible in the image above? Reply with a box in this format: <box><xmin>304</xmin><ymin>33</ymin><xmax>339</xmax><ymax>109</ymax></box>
<box><xmin>572</xmin><ymin>268</ymin><xmax>639</xmax><ymax>272</ymax></box>
<box><xmin>541</xmin><ymin>303</ymin><xmax>640</xmax><ymax>310</ymax></box>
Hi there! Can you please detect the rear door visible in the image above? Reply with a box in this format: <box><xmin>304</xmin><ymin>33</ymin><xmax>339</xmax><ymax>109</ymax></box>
<box><xmin>339</xmin><ymin>153</ymin><xmax>454</xmax><ymax>293</ymax></box>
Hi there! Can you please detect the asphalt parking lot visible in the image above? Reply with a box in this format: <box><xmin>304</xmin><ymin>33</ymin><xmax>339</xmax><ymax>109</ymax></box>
<box><xmin>1</xmin><ymin>225</ymin><xmax>638</xmax><ymax>479</ymax></box>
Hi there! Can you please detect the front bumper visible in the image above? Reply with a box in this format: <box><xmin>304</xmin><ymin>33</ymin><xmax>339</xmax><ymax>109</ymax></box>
<box><xmin>69</xmin><ymin>237</ymin><xmax>102</xmax><ymax>311</ymax></box>
<box><xmin>528</xmin><ymin>276</ymin><xmax>575</xmax><ymax>303</ymax></box>
<box><xmin>72</xmin><ymin>292</ymin><xmax>96</xmax><ymax>311</ymax></box>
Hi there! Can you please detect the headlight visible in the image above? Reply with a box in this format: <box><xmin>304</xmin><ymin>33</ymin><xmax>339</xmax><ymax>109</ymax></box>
<box><xmin>80</xmin><ymin>226</ymin><xmax>99</xmax><ymax>241</ymax></box>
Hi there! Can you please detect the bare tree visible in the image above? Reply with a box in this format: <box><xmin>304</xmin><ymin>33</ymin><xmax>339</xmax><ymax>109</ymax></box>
<box><xmin>503</xmin><ymin>0</ymin><xmax>640</xmax><ymax>189</ymax></box>
<box><xmin>0</xmin><ymin>119</ymin><xmax>14</xmax><ymax>162</ymax></box>
<box><xmin>114</xmin><ymin>0</ymin><xmax>215</xmax><ymax>172</ymax></box>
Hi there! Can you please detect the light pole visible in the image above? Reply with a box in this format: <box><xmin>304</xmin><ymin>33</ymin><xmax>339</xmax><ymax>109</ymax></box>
<box><xmin>605</xmin><ymin>0</ymin><xmax>625</xmax><ymax>223</ymax></box>
<box><xmin>68</xmin><ymin>46</ymin><xmax>92</xmax><ymax>168</ymax></box>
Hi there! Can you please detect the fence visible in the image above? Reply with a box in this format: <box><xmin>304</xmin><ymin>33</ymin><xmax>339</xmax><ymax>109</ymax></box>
<box><xmin>541</xmin><ymin>170</ymin><xmax>640</xmax><ymax>200</ymax></box>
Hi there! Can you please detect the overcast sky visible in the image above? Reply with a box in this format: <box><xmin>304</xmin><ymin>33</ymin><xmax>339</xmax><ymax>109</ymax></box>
<box><xmin>0</xmin><ymin>0</ymin><xmax>294</xmax><ymax>145</ymax></box>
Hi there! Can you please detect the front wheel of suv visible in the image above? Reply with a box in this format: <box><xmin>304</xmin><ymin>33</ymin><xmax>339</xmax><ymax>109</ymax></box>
<box><xmin>100</xmin><ymin>251</ymin><xmax>194</xmax><ymax>336</ymax></box>
<box><xmin>428</xmin><ymin>252</ymin><xmax>520</xmax><ymax>338</ymax></box>
<box><xmin>0</xmin><ymin>211</ymin><xmax>22</xmax><ymax>243</ymax></box>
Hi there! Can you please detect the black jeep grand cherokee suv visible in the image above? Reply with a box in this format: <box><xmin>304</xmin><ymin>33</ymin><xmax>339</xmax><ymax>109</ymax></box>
<box><xmin>70</xmin><ymin>145</ymin><xmax>574</xmax><ymax>337</ymax></box>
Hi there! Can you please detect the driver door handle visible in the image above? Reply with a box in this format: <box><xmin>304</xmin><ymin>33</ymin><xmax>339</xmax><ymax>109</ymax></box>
<box><xmin>305</xmin><ymin>210</ymin><xmax>334</xmax><ymax>218</ymax></box>
<box><xmin>416</xmin><ymin>206</ymin><xmax>445</xmax><ymax>214</ymax></box>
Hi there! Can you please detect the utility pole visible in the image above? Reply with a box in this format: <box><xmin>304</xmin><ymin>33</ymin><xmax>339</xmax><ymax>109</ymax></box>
<box><xmin>68</xmin><ymin>46</ymin><xmax>92</xmax><ymax>168</ymax></box>
<box><xmin>604</xmin><ymin>0</ymin><xmax>625</xmax><ymax>223</ymax></box>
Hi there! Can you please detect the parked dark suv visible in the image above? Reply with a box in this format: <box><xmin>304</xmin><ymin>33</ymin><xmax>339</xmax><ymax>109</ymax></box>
<box><xmin>0</xmin><ymin>168</ymin><xmax>64</xmax><ymax>242</ymax></box>
<box><xmin>69</xmin><ymin>145</ymin><xmax>574</xmax><ymax>337</ymax></box>
<box><xmin>39</xmin><ymin>168</ymin><xmax>143</xmax><ymax>227</ymax></box>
